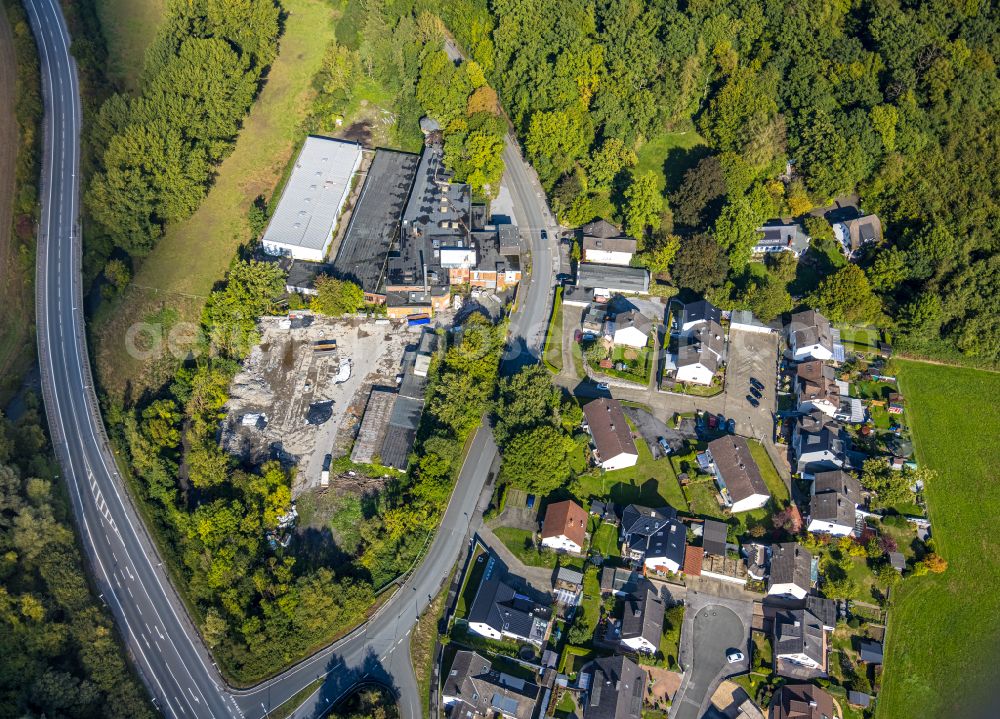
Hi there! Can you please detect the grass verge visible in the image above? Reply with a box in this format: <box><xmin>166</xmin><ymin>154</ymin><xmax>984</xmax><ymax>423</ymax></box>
<box><xmin>543</xmin><ymin>286</ymin><xmax>564</xmax><ymax>373</ymax></box>
<box><xmin>877</xmin><ymin>361</ymin><xmax>1000</xmax><ymax>718</ymax></box>
<box><xmin>411</xmin><ymin>563</ymin><xmax>456</xmax><ymax>718</ymax></box>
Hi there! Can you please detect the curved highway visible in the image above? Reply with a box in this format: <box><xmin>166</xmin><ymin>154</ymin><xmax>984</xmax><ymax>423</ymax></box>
<box><xmin>28</xmin><ymin>0</ymin><xmax>559</xmax><ymax>716</ymax></box>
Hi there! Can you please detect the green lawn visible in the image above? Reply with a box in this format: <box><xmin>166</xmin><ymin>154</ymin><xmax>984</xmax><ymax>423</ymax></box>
<box><xmin>747</xmin><ymin>440</ymin><xmax>789</xmax><ymax>507</ymax></box>
<box><xmin>877</xmin><ymin>361</ymin><xmax>1000</xmax><ymax>719</ymax></box>
<box><xmin>635</xmin><ymin>123</ymin><xmax>708</xmax><ymax>194</ymax></box>
<box><xmin>456</xmin><ymin>547</ymin><xmax>488</xmax><ymax>618</ymax></box>
<box><xmin>572</xmin><ymin>437</ymin><xmax>688</xmax><ymax>511</ymax></box>
<box><xmin>543</xmin><ymin>286</ymin><xmax>564</xmax><ymax>373</ymax></box>
<box><xmin>659</xmin><ymin>604</ymin><xmax>684</xmax><ymax>669</ymax></box>
<box><xmin>492</xmin><ymin>526</ymin><xmax>577</xmax><ymax>569</ymax></box>
<box><xmin>589</xmin><ymin>521</ymin><xmax>620</xmax><ymax>558</ymax></box>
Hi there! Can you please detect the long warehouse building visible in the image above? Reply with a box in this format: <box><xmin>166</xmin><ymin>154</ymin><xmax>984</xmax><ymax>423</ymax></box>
<box><xmin>261</xmin><ymin>136</ymin><xmax>363</xmax><ymax>261</ymax></box>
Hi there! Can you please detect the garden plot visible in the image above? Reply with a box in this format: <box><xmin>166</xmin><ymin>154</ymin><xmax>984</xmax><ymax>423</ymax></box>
<box><xmin>221</xmin><ymin>315</ymin><xmax>411</xmax><ymax>494</ymax></box>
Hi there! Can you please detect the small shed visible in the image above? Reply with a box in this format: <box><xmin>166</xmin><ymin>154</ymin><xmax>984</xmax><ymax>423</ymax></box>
<box><xmin>848</xmin><ymin>691</ymin><xmax>871</xmax><ymax>708</ymax></box>
<box><xmin>859</xmin><ymin>639</ymin><xmax>884</xmax><ymax>664</ymax></box>
<box><xmin>888</xmin><ymin>551</ymin><xmax>906</xmax><ymax>572</ymax></box>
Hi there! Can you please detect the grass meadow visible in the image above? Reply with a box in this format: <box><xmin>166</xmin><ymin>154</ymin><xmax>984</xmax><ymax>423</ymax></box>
<box><xmin>877</xmin><ymin>361</ymin><xmax>1000</xmax><ymax>718</ymax></box>
<box><xmin>94</xmin><ymin>0</ymin><xmax>165</xmax><ymax>90</ymax></box>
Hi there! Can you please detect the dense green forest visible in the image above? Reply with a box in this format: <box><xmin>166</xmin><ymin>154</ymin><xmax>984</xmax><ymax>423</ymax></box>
<box><xmin>0</xmin><ymin>401</ymin><xmax>154</xmax><ymax>718</ymax></box>
<box><xmin>421</xmin><ymin>0</ymin><xmax>999</xmax><ymax>365</ymax></box>
<box><xmin>85</xmin><ymin>0</ymin><xmax>281</xmax><ymax>256</ymax></box>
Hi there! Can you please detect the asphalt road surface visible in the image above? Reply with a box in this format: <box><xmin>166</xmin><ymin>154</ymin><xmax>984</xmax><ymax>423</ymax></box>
<box><xmin>29</xmin><ymin>0</ymin><xmax>557</xmax><ymax>715</ymax></box>
<box><xmin>672</xmin><ymin>605</ymin><xmax>746</xmax><ymax>719</ymax></box>
<box><xmin>500</xmin><ymin>135</ymin><xmax>560</xmax><ymax>373</ymax></box>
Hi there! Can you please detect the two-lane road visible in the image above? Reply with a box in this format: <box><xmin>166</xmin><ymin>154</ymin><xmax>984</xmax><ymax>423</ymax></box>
<box><xmin>29</xmin><ymin>0</ymin><xmax>560</xmax><ymax>716</ymax></box>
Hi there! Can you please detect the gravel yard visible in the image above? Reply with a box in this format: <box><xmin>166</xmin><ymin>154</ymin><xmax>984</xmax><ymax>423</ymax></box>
<box><xmin>221</xmin><ymin>315</ymin><xmax>416</xmax><ymax>494</ymax></box>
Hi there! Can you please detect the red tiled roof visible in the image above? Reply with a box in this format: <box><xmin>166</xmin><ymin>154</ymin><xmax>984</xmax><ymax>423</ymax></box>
<box><xmin>683</xmin><ymin>545</ymin><xmax>703</xmax><ymax>576</ymax></box>
<box><xmin>541</xmin><ymin>500</ymin><xmax>588</xmax><ymax>548</ymax></box>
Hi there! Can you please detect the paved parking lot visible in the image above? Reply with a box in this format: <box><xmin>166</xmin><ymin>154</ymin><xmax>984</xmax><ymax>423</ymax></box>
<box><xmin>719</xmin><ymin>328</ymin><xmax>780</xmax><ymax>442</ymax></box>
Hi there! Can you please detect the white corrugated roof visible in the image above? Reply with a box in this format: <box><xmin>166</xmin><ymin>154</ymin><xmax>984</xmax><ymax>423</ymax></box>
<box><xmin>262</xmin><ymin>136</ymin><xmax>361</xmax><ymax>253</ymax></box>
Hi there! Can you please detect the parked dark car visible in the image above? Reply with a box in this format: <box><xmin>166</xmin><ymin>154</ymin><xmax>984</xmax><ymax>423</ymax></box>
<box><xmin>727</xmin><ymin>418</ymin><xmax>736</xmax><ymax>433</ymax></box>
<box><xmin>707</xmin><ymin>415</ymin><xmax>718</xmax><ymax>429</ymax></box>
<box><xmin>526</xmin><ymin>494</ymin><xmax>536</xmax><ymax>509</ymax></box>
<box><xmin>750</xmin><ymin>377</ymin><xmax>764</xmax><ymax>389</ymax></box>
<box><xmin>540</xmin><ymin>229</ymin><xmax>548</xmax><ymax>241</ymax></box>
<box><xmin>747</xmin><ymin>394</ymin><xmax>760</xmax><ymax>407</ymax></box>
<box><xmin>750</xmin><ymin>386</ymin><xmax>763</xmax><ymax>399</ymax></box>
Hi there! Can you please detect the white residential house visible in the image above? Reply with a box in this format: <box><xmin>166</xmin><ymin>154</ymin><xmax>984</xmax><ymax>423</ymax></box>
<box><xmin>806</xmin><ymin>470</ymin><xmax>862</xmax><ymax>537</ymax></box>
<box><xmin>677</xmin><ymin>299</ymin><xmax>722</xmax><ymax>333</ymax></box>
<box><xmin>675</xmin><ymin>320</ymin><xmax>725</xmax><ymax>386</ymax></box>
<box><xmin>767</xmin><ymin>543</ymin><xmax>813</xmax><ymax>600</ymax></box>
<box><xmin>540</xmin><ymin>500</ymin><xmax>588</xmax><ymax>555</ymax></box>
<box><xmin>789</xmin><ymin>309</ymin><xmax>834</xmax><ymax>362</ymax></box>
<box><xmin>582</xmin><ymin>236</ymin><xmax>637</xmax><ymax>266</ymax></box>
<box><xmin>582</xmin><ymin>399</ymin><xmax>639</xmax><ymax>470</ymax></box>
<box><xmin>607</xmin><ymin>310</ymin><xmax>652</xmax><ymax>349</ymax></box>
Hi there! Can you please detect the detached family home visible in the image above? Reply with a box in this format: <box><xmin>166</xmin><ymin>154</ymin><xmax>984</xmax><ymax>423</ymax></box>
<box><xmin>617</xmin><ymin>582</ymin><xmax>665</xmax><ymax>654</ymax></box>
<box><xmin>579</xmin><ymin>655</ymin><xmax>646</xmax><ymax>719</ymax></box>
<box><xmin>606</xmin><ymin>310</ymin><xmax>652</xmax><ymax>349</ymax></box>
<box><xmin>583</xmin><ymin>399</ymin><xmax>640</xmax><ymax>470</ymax></box>
<box><xmin>769</xmin><ymin>683</ymin><xmax>836</xmax><ymax>719</ymax></box>
<box><xmin>773</xmin><ymin>608</ymin><xmax>828</xmax><ymax>676</ymax></box>
<box><xmin>704</xmin><ymin>436</ymin><xmax>771</xmax><ymax>513</ymax></box>
<box><xmin>619</xmin><ymin>504</ymin><xmax>687</xmax><ymax>571</ymax></box>
<box><xmin>540</xmin><ymin>500</ymin><xmax>588</xmax><ymax>555</ymax></box>
<box><xmin>793</xmin><ymin>412</ymin><xmax>849</xmax><ymax>475</ymax></box>
<box><xmin>753</xmin><ymin>222</ymin><xmax>810</xmax><ymax>257</ymax></box>
<box><xmin>467</xmin><ymin>577</ymin><xmax>552</xmax><ymax>646</ymax></box>
<box><xmin>833</xmin><ymin>213</ymin><xmax>882</xmax><ymax>258</ymax></box>
<box><xmin>789</xmin><ymin>310</ymin><xmax>834</xmax><ymax>362</ymax></box>
<box><xmin>767</xmin><ymin>543</ymin><xmax>814</xmax><ymax>600</ymax></box>
<box><xmin>580</xmin><ymin>220</ymin><xmax>638</xmax><ymax>266</ymax></box>
<box><xmin>807</xmin><ymin>470</ymin><xmax>862</xmax><ymax>536</ymax></box>
<box><xmin>676</xmin><ymin>320</ymin><xmax>726</xmax><ymax>385</ymax></box>
<box><xmin>442</xmin><ymin>650</ymin><xmax>541</xmax><ymax>719</ymax></box>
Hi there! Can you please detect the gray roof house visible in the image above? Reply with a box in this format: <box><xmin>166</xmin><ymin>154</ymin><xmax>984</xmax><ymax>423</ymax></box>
<box><xmin>640</xmin><ymin>518</ymin><xmax>688</xmax><ymax>574</ymax></box>
<box><xmin>773</xmin><ymin>608</ymin><xmax>827</xmax><ymax>676</ymax></box>
<box><xmin>467</xmin><ymin>578</ymin><xmax>552</xmax><ymax>646</ymax></box>
<box><xmin>620</xmin><ymin>504</ymin><xmax>677</xmax><ymax>560</ymax></box>
<box><xmin>793</xmin><ymin>412</ymin><xmax>849</xmax><ymax>475</ymax></box>
<box><xmin>580</xmin><ymin>655</ymin><xmax>646</xmax><ymax>719</ymax></box>
<box><xmin>705</xmin><ymin>436</ymin><xmax>771</xmax><ymax>513</ymax></box>
<box><xmin>753</xmin><ymin>222</ymin><xmax>810</xmax><ymax>257</ymax></box>
<box><xmin>767</xmin><ymin>543</ymin><xmax>814</xmax><ymax>599</ymax></box>
<box><xmin>678</xmin><ymin>298</ymin><xmax>721</xmax><ymax>332</ymax></box>
<box><xmin>789</xmin><ymin>309</ymin><xmax>834</xmax><ymax>361</ymax></box>
<box><xmin>808</xmin><ymin>469</ymin><xmax>862</xmax><ymax>535</ymax></box>
<box><xmin>599</xmin><ymin>566</ymin><xmax>640</xmax><ymax>597</ymax></box>
<box><xmin>576</xmin><ymin>263</ymin><xmax>650</xmax><ymax>295</ymax></box>
<box><xmin>675</xmin><ymin>319</ymin><xmax>726</xmax><ymax>385</ymax></box>
<box><xmin>442</xmin><ymin>650</ymin><xmax>541</xmax><ymax>719</ymax></box>
<box><xmin>618</xmin><ymin>582</ymin><xmax>665</xmax><ymax>654</ymax></box>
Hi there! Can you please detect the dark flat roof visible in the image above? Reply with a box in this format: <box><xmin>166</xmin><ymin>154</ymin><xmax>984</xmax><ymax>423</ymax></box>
<box><xmin>333</xmin><ymin>149</ymin><xmax>420</xmax><ymax>294</ymax></box>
